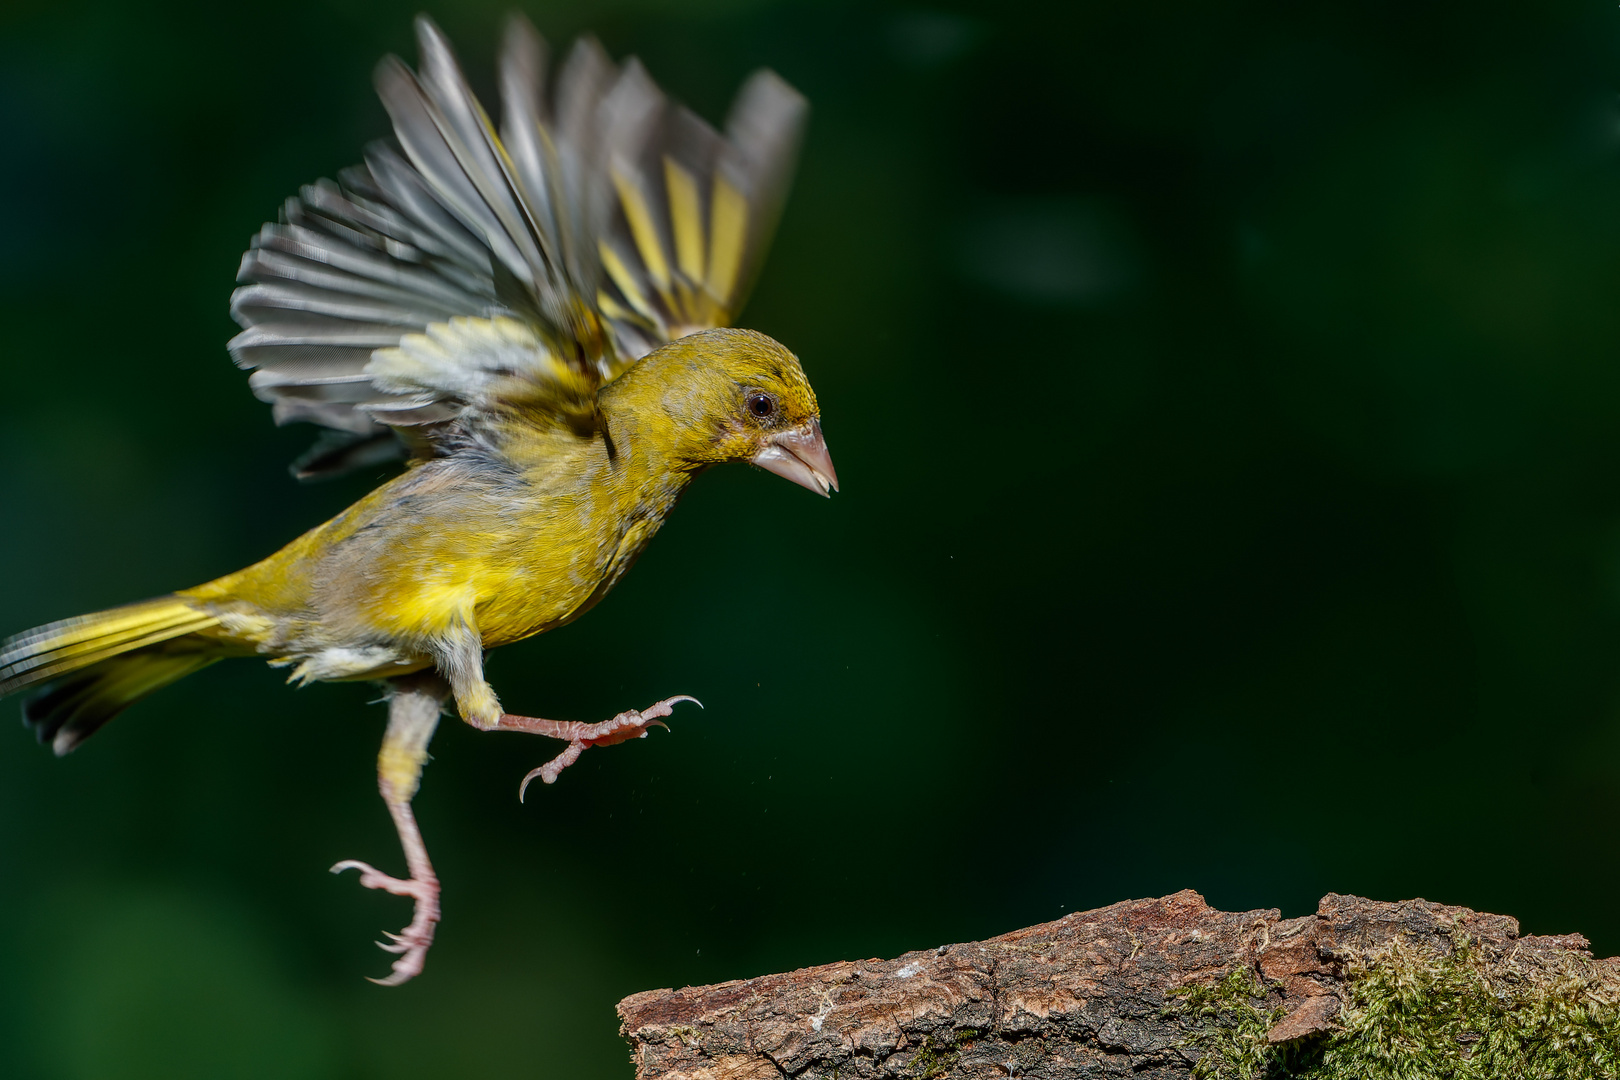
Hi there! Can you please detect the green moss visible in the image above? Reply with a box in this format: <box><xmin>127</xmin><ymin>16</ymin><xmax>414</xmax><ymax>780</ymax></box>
<box><xmin>1174</xmin><ymin>932</ymin><xmax>1620</xmax><ymax>1079</ymax></box>
<box><xmin>1174</xmin><ymin>966</ymin><xmax>1290</xmax><ymax>1079</ymax></box>
<box><xmin>905</xmin><ymin>1034</ymin><xmax>956</xmax><ymax>1078</ymax></box>
<box><xmin>904</xmin><ymin>1028</ymin><xmax>983</xmax><ymax>1078</ymax></box>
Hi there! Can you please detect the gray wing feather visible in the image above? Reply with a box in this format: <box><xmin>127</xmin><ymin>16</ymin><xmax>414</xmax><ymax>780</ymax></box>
<box><xmin>552</xmin><ymin>37</ymin><xmax>618</xmax><ymax>286</ymax></box>
<box><xmin>411</xmin><ymin>20</ymin><xmax>555</xmax><ymax>278</ymax></box>
<box><xmin>346</xmin><ymin>154</ymin><xmax>492</xmax><ymax>274</ymax></box>
<box><xmin>375</xmin><ymin>58</ymin><xmax>535</xmax><ymax>288</ymax></box>
<box><xmin>719</xmin><ymin>70</ymin><xmax>808</xmax><ymax>312</ymax></box>
<box><xmin>498</xmin><ymin>17</ymin><xmax>564</xmax><ymax>272</ymax></box>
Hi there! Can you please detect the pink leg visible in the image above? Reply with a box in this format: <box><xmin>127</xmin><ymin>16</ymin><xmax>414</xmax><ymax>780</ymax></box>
<box><xmin>331</xmin><ymin>672</ymin><xmax>445</xmax><ymax>986</ymax></box>
<box><xmin>330</xmin><ymin>796</ymin><xmax>439</xmax><ymax>985</ymax></box>
<box><xmin>487</xmin><ymin>695</ymin><xmax>701</xmax><ymax>800</ymax></box>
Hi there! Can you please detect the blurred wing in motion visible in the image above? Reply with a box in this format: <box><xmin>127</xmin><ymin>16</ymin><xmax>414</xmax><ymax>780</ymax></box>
<box><xmin>591</xmin><ymin>59</ymin><xmax>806</xmax><ymax>360</ymax></box>
<box><xmin>230</xmin><ymin>14</ymin><xmax>807</xmax><ymax>479</ymax></box>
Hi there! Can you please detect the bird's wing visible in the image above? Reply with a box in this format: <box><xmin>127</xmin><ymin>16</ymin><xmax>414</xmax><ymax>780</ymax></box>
<box><xmin>231</xmin><ymin>15</ymin><xmax>807</xmax><ymax>480</ymax></box>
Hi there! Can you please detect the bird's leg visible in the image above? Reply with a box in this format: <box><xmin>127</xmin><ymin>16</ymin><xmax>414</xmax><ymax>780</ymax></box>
<box><xmin>492</xmin><ymin>695</ymin><xmax>700</xmax><ymax>799</ymax></box>
<box><xmin>435</xmin><ymin>619</ymin><xmax>697</xmax><ymax>799</ymax></box>
<box><xmin>330</xmin><ymin>670</ymin><xmax>446</xmax><ymax>986</ymax></box>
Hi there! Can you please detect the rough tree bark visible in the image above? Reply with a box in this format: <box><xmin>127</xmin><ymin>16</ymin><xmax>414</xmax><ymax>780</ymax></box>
<box><xmin>617</xmin><ymin>890</ymin><xmax>1618</xmax><ymax>1079</ymax></box>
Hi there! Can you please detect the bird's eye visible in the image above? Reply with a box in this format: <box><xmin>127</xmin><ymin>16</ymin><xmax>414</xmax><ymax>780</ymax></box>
<box><xmin>747</xmin><ymin>393</ymin><xmax>778</xmax><ymax>420</ymax></box>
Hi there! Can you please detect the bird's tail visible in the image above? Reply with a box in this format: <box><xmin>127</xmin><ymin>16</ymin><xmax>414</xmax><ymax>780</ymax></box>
<box><xmin>0</xmin><ymin>596</ymin><xmax>224</xmax><ymax>755</ymax></box>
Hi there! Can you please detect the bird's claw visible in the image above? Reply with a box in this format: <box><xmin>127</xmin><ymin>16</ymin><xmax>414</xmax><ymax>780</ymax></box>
<box><xmin>581</xmin><ymin>694</ymin><xmax>699</xmax><ymax>748</ymax></box>
<box><xmin>332</xmin><ymin>858</ymin><xmax>440</xmax><ymax>985</ymax></box>
<box><xmin>517</xmin><ymin>695</ymin><xmax>700</xmax><ymax>801</ymax></box>
<box><xmin>331</xmin><ymin>858</ymin><xmax>411</xmax><ymax>896</ymax></box>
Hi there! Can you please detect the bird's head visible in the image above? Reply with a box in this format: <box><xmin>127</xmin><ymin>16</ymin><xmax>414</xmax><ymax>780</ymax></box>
<box><xmin>620</xmin><ymin>327</ymin><xmax>839</xmax><ymax>496</ymax></box>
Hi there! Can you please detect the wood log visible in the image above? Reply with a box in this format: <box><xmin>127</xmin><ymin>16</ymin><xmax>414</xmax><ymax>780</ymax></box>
<box><xmin>617</xmin><ymin>890</ymin><xmax>1620</xmax><ymax>1079</ymax></box>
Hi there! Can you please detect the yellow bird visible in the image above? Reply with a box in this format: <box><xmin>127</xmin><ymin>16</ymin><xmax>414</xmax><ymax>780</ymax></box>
<box><xmin>0</xmin><ymin>15</ymin><xmax>834</xmax><ymax>985</ymax></box>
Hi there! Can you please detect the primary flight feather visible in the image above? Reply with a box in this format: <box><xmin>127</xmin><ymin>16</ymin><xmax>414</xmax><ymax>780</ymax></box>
<box><xmin>0</xmin><ymin>14</ymin><xmax>833</xmax><ymax>985</ymax></box>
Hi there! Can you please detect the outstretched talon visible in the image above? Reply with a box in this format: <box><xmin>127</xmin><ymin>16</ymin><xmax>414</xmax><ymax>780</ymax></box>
<box><xmin>514</xmin><ymin>695</ymin><xmax>701</xmax><ymax>800</ymax></box>
<box><xmin>331</xmin><ymin>858</ymin><xmax>441</xmax><ymax>986</ymax></box>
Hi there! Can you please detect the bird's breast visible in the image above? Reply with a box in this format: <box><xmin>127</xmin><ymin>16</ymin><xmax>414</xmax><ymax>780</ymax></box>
<box><xmin>311</xmin><ymin>440</ymin><xmax>689</xmax><ymax>651</ymax></box>
<box><xmin>476</xmin><ymin>507</ymin><xmax>672</xmax><ymax>645</ymax></box>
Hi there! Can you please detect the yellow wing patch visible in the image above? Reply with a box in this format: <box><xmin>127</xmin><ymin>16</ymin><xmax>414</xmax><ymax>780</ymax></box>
<box><xmin>664</xmin><ymin>158</ymin><xmax>706</xmax><ymax>283</ymax></box>
<box><xmin>602</xmin><ymin>158</ymin><xmax>748</xmax><ymax>339</ymax></box>
<box><xmin>705</xmin><ymin>177</ymin><xmax>749</xmax><ymax>311</ymax></box>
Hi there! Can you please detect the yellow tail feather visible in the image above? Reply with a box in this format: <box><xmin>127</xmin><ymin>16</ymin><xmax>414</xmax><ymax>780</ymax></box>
<box><xmin>0</xmin><ymin>597</ymin><xmax>224</xmax><ymax>754</ymax></box>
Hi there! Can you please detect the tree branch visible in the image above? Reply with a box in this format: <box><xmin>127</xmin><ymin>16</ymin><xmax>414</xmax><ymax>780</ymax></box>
<box><xmin>619</xmin><ymin>891</ymin><xmax>1620</xmax><ymax>1078</ymax></box>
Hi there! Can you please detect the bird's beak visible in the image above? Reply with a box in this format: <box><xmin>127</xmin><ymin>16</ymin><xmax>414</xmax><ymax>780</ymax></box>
<box><xmin>751</xmin><ymin>419</ymin><xmax>839</xmax><ymax>497</ymax></box>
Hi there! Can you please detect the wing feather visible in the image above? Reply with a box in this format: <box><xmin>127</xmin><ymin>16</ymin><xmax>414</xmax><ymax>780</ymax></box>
<box><xmin>589</xmin><ymin>62</ymin><xmax>806</xmax><ymax>349</ymax></box>
<box><xmin>715</xmin><ymin>70</ymin><xmax>807</xmax><ymax>307</ymax></box>
<box><xmin>348</xmin><ymin>153</ymin><xmax>492</xmax><ymax>273</ymax></box>
<box><xmin>498</xmin><ymin>17</ymin><xmax>567</xmax><ymax>277</ymax></box>
<box><xmin>230</xmin><ymin>282</ymin><xmax>430</xmax><ymax>329</ymax></box>
<box><xmin>551</xmin><ymin>37</ymin><xmax>619</xmax><ymax>285</ymax></box>
<box><xmin>229</xmin><ymin>15</ymin><xmax>806</xmax><ymax>478</ymax></box>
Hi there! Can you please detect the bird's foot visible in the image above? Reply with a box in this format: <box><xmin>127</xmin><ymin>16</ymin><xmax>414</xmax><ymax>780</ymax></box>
<box><xmin>509</xmin><ymin>695</ymin><xmax>701</xmax><ymax>800</ymax></box>
<box><xmin>330</xmin><ymin>859</ymin><xmax>440</xmax><ymax>986</ymax></box>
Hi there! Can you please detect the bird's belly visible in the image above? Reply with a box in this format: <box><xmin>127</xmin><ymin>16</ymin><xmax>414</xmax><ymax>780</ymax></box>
<box><xmin>473</xmin><ymin>516</ymin><xmax>667</xmax><ymax>648</ymax></box>
<box><xmin>346</xmin><ymin>569</ymin><xmax>574</xmax><ymax>649</ymax></box>
<box><xmin>474</xmin><ymin>570</ymin><xmax>599</xmax><ymax>648</ymax></box>
<box><xmin>346</xmin><ymin>545</ymin><xmax>603</xmax><ymax>650</ymax></box>
<box><xmin>314</xmin><ymin>487</ymin><xmax>674</xmax><ymax>654</ymax></box>
<box><xmin>283</xmin><ymin>644</ymin><xmax>430</xmax><ymax>685</ymax></box>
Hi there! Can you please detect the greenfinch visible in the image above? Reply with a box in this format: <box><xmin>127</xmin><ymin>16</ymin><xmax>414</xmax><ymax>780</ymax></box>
<box><xmin>0</xmin><ymin>14</ymin><xmax>833</xmax><ymax>985</ymax></box>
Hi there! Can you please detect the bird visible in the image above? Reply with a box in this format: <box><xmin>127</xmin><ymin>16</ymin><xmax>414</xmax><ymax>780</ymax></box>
<box><xmin>0</xmin><ymin>14</ymin><xmax>833</xmax><ymax>986</ymax></box>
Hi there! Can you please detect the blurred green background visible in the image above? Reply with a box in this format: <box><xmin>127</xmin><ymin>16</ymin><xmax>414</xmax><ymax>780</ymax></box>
<box><xmin>4</xmin><ymin>0</ymin><xmax>1620</xmax><ymax>1075</ymax></box>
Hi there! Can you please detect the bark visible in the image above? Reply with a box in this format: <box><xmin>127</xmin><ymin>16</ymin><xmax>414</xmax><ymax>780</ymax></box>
<box><xmin>617</xmin><ymin>890</ymin><xmax>1616</xmax><ymax>1079</ymax></box>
